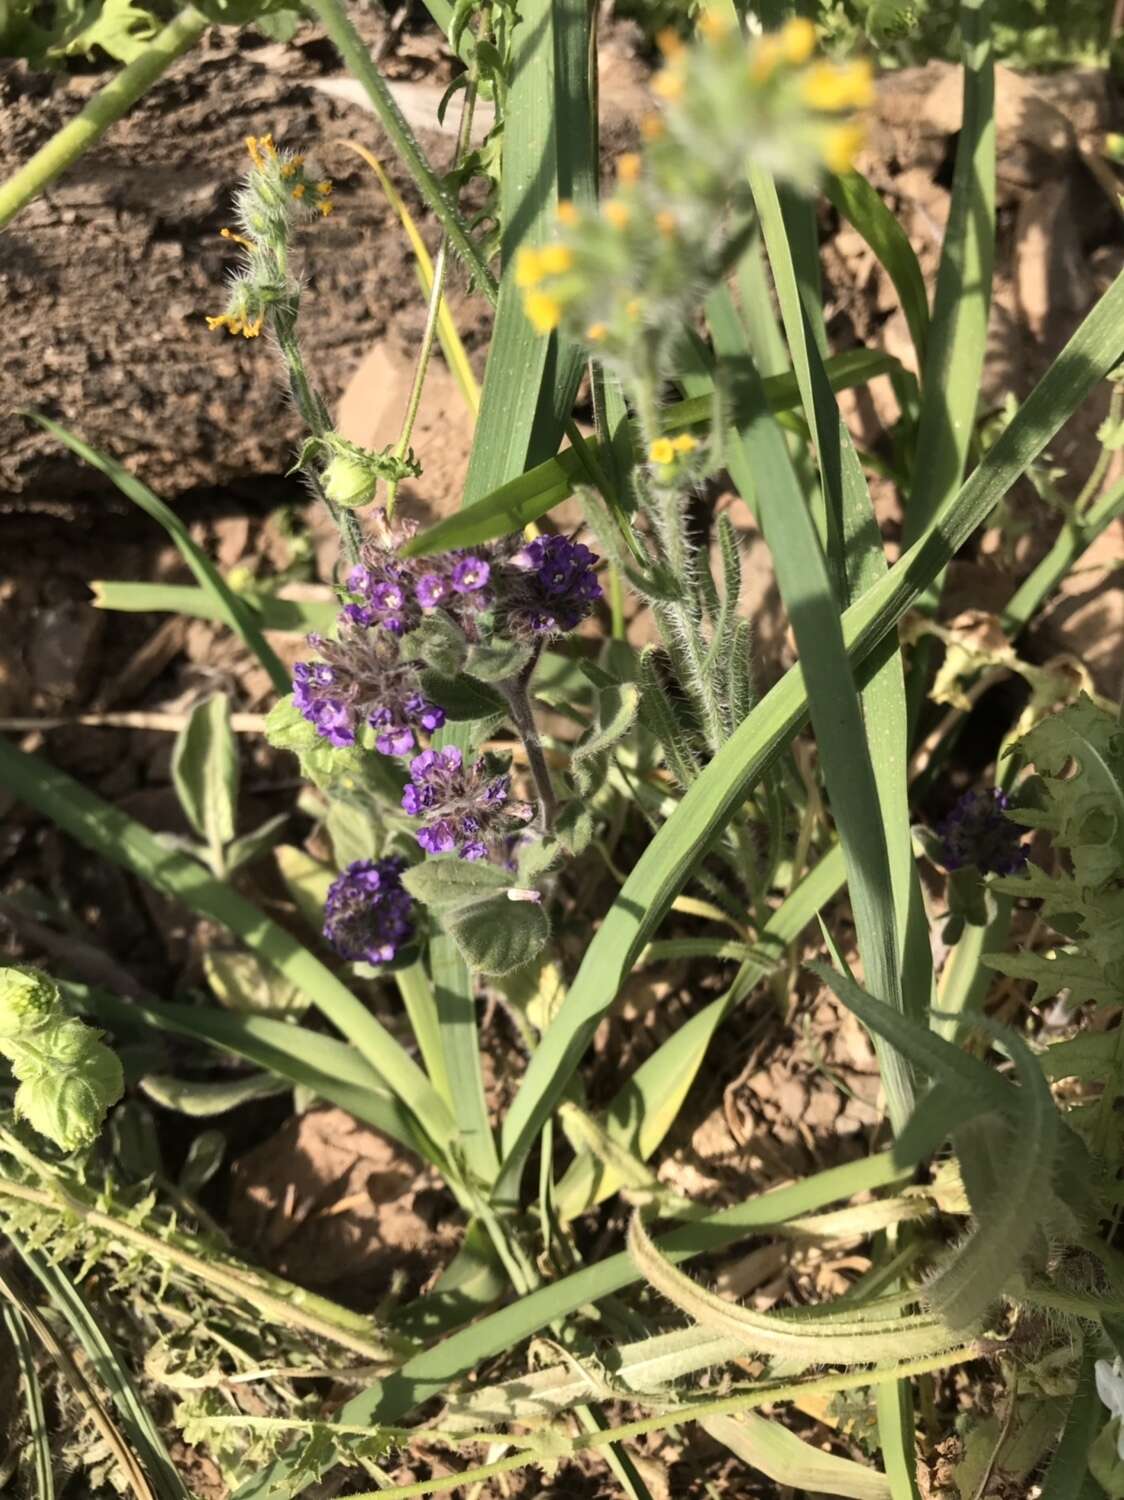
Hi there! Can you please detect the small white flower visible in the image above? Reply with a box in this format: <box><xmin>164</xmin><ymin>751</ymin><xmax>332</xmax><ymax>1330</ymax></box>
<box><xmin>1095</xmin><ymin>1358</ymin><xmax>1124</xmax><ymax>1461</ymax></box>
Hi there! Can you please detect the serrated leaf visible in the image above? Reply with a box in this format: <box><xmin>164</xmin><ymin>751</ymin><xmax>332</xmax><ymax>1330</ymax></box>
<box><xmin>171</xmin><ymin>694</ymin><xmax>238</xmax><ymax>852</ymax></box>
<box><xmin>445</xmin><ymin>893</ymin><xmax>550</xmax><ymax>976</ymax></box>
<box><xmin>401</xmin><ymin>858</ymin><xmax>510</xmax><ymax>910</ymax></box>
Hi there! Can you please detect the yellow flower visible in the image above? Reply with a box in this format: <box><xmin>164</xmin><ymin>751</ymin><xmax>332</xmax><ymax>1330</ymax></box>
<box><xmin>697</xmin><ymin>8</ymin><xmax>731</xmax><ymax>40</ymax></box>
<box><xmin>780</xmin><ymin>16</ymin><xmax>816</xmax><ymax>64</ymax></box>
<box><xmin>670</xmin><ymin>433</ymin><xmax>698</xmax><ymax>453</ymax></box>
<box><xmin>750</xmin><ymin>34</ymin><xmax>782</xmax><ymax>83</ymax></box>
<box><xmin>617</xmin><ymin>152</ymin><xmax>642</xmax><ymax>185</ymax></box>
<box><xmin>557</xmin><ymin>199</ymin><xmax>580</xmax><ymax>226</ymax></box>
<box><xmin>640</xmin><ymin>114</ymin><xmax>666</xmax><ymax>143</ymax></box>
<box><xmin>206</xmin><ymin>311</ymin><xmax>264</xmax><ymax>339</ymax></box>
<box><xmin>540</xmin><ymin>244</ymin><xmax>574</xmax><ymax>275</ymax></box>
<box><xmin>822</xmin><ymin>121</ymin><xmax>866</xmax><ymax>174</ymax></box>
<box><xmin>653</xmin><ymin>68</ymin><xmax>685</xmax><ymax>102</ymax></box>
<box><xmin>648</xmin><ymin>438</ymin><xmax>675</xmax><ymax>465</ymax></box>
<box><xmin>604</xmin><ymin>200</ymin><xmax>631</xmax><ymax>230</ymax></box>
<box><xmin>244</xmin><ymin>134</ymin><xmax>277</xmax><ymax>171</ymax></box>
<box><xmin>586</xmin><ymin>322</ymin><xmax>608</xmax><ymax>342</ymax></box>
<box><xmin>656</xmin><ymin>209</ymin><xmax>678</xmax><ymax>237</ymax></box>
<box><xmin>656</xmin><ymin>27</ymin><xmax>684</xmax><ymax>58</ymax></box>
<box><xmin>801</xmin><ymin>58</ymin><xmax>874</xmax><ymax>112</ymax></box>
<box><xmin>291</xmin><ymin>183</ymin><xmax>306</xmax><ymax>200</ymax></box>
<box><xmin>626</xmin><ymin>297</ymin><xmax>642</xmax><ymax>321</ymax></box>
<box><xmin>524</xmin><ymin>290</ymin><xmax>562</xmax><ymax>334</ymax></box>
<box><xmin>280</xmin><ymin>155</ymin><xmax>305</xmax><ymax>179</ymax></box>
<box><xmin>515</xmin><ymin>246</ymin><xmax>544</xmax><ymax>288</ymax></box>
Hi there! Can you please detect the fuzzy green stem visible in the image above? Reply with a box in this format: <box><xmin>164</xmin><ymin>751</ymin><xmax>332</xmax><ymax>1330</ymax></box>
<box><xmin>0</xmin><ymin>6</ymin><xmax>208</xmax><ymax>231</ymax></box>
<box><xmin>305</xmin><ymin>0</ymin><xmax>497</xmax><ymax>298</ymax></box>
<box><xmin>500</xmin><ymin>654</ymin><xmax>557</xmax><ymax>832</ymax></box>
<box><xmin>274</xmin><ymin>313</ymin><xmax>362</xmax><ymax>564</ymax></box>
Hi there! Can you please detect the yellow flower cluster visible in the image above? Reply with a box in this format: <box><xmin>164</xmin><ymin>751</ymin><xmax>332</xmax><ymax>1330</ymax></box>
<box><xmin>206</xmin><ymin>135</ymin><xmax>333</xmax><ymax>340</ymax></box>
<box><xmin>518</xmin><ymin>13</ymin><xmax>876</xmax><ymax>357</ymax></box>
<box><xmin>649</xmin><ymin>433</ymin><xmax>699</xmax><ymax>466</ymax></box>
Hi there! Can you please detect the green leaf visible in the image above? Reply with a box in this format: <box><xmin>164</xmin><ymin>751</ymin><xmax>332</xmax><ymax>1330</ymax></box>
<box><xmin>274</xmin><ymin>844</ymin><xmax>335</xmax><ymax>934</ymax></box>
<box><xmin>178</xmin><ymin>1130</ymin><xmax>226</xmax><ymax>1194</ymax></box>
<box><xmin>139</xmin><ymin>1070</ymin><xmax>288</xmax><ymax>1117</ymax></box>
<box><xmin>13</xmin><ymin>1021</ymin><xmax>124</xmax><ymax>1151</ymax></box>
<box><xmin>826</xmin><ymin>171</ymin><xmax>929</xmax><ymax>372</ymax></box>
<box><xmin>420</xmin><ymin>671</ymin><xmax>506</xmax><ymax>721</ymax></box>
<box><xmin>401</xmin><ymin>858</ymin><xmax>510</xmax><ymax>910</ymax></box>
<box><xmin>203</xmin><ymin>950</ymin><xmax>308</xmax><ymax>1016</ymax></box>
<box><xmin>1040</xmin><ymin>1343</ymin><xmax>1109</xmax><ymax>1500</ymax></box>
<box><xmin>171</xmin><ymin>693</ymin><xmax>239</xmax><ymax>855</ymax></box>
<box><xmin>571</xmin><ymin>683</ymin><xmax>640</xmax><ymax>797</ymax></box>
<box><xmin>224</xmin><ymin>812</ymin><xmax>289</xmax><ymax>873</ymax></box>
<box><xmin>32</xmin><ymin>416</ymin><xmax>290</xmax><ymax>696</ymax></box>
<box><xmin>703</xmin><ymin>1412</ymin><xmax>891</xmax><ymax>1500</ymax></box>
<box><xmin>445</xmin><ymin>894</ymin><xmax>550</xmax><ymax>977</ymax></box>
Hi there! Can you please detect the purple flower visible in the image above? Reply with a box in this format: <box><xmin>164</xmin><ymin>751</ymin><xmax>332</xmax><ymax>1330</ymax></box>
<box><xmin>938</xmin><ymin>788</ymin><xmax>1027</xmax><ymax>876</ymax></box>
<box><xmin>452</xmin><ymin>556</ymin><xmax>492</xmax><ymax>594</ymax></box>
<box><xmin>416</xmin><ymin>574</ymin><xmax>448</xmax><ymax>609</ymax></box>
<box><xmin>496</xmin><ymin>533</ymin><xmax>601</xmax><ymax>637</ymax></box>
<box><xmin>292</xmin><ymin>624</ymin><xmax>444</xmax><ymax>755</ymax></box>
<box><xmin>323</xmin><ymin>857</ymin><xmax>415</xmax><ymax>965</ymax></box>
<box><xmin>401</xmin><ymin>746</ymin><xmax>533</xmax><ymax>861</ymax></box>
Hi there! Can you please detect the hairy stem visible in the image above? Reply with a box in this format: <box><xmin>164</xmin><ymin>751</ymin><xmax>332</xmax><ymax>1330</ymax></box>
<box><xmin>501</xmin><ymin>655</ymin><xmax>557</xmax><ymax>832</ymax></box>
<box><xmin>0</xmin><ymin>6</ymin><xmax>208</xmax><ymax>231</ymax></box>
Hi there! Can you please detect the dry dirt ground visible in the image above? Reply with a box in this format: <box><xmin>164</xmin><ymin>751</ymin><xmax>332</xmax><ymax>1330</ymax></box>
<box><xmin>0</xmin><ymin>14</ymin><xmax>1123</xmax><ymax>1495</ymax></box>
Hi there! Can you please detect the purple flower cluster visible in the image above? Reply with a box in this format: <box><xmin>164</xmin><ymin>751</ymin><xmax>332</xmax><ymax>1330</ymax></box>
<box><xmin>938</xmin><ymin>788</ymin><xmax>1027</xmax><ymax>876</ymax></box>
<box><xmin>293</xmin><ymin>626</ymin><xmax>444</xmax><ymax>753</ymax></box>
<box><xmin>401</xmin><ymin>746</ymin><xmax>533</xmax><ymax>860</ymax></box>
<box><xmin>498</xmin><ymin>534</ymin><xmax>602</xmax><ymax>637</ymax></box>
<box><xmin>323</xmin><ymin>857</ymin><xmax>414</xmax><ymax>964</ymax></box>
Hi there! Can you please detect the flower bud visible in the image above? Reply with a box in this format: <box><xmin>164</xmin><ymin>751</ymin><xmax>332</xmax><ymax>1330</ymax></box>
<box><xmin>322</xmin><ymin>453</ymin><xmax>380</xmax><ymax>510</ymax></box>
<box><xmin>0</xmin><ymin>966</ymin><xmax>60</xmax><ymax>1040</ymax></box>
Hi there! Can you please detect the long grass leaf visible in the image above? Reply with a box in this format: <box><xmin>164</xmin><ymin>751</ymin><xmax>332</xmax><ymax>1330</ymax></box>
<box><xmin>1</xmin><ymin>1304</ymin><xmax>55</xmax><ymax>1500</ymax></box>
<box><xmin>706</xmin><ymin>292</ymin><xmax>913</xmax><ymax>1129</ymax></box>
<box><xmin>494</xmin><ymin>267</ymin><xmax>1124</xmax><ymax>1201</ymax></box>
<box><xmin>826</xmin><ymin>170</ymin><xmax>930</xmax><ymax>371</ymax></box>
<box><xmin>903</xmin><ymin>0</ymin><xmax>995</xmax><ymax>549</ymax></box>
<box><xmin>0</xmin><ymin>734</ymin><xmax>454</xmax><ymax>1149</ymax></box>
<box><xmin>704</xmin><ymin>1411</ymin><xmax>891</xmax><ymax>1500</ymax></box>
<box><xmin>430</xmin><ymin>930</ymin><xmax>499</xmax><ymax>1185</ymax></box>
<box><xmin>33</xmin><ymin>416</ymin><xmax>290</xmax><ymax>696</ymax></box>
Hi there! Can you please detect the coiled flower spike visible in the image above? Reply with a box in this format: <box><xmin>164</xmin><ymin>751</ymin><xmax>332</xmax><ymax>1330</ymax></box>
<box><xmin>938</xmin><ymin>788</ymin><xmax>1028</xmax><ymax>876</ymax></box>
<box><xmin>402</xmin><ymin>746</ymin><xmax>533</xmax><ymax>860</ymax></box>
<box><xmin>323</xmin><ymin>858</ymin><xmax>415</xmax><ymax>964</ymax></box>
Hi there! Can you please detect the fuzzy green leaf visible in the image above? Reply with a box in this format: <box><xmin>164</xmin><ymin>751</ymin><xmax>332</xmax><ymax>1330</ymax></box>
<box><xmin>445</xmin><ymin>894</ymin><xmax>550</xmax><ymax>977</ymax></box>
<box><xmin>171</xmin><ymin>693</ymin><xmax>239</xmax><ymax>851</ymax></box>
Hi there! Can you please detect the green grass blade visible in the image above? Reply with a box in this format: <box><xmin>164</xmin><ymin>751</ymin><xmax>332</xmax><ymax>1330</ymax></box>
<box><xmin>33</xmin><ymin>416</ymin><xmax>290</xmax><ymax>697</ymax></box>
<box><xmin>430</xmin><ymin>930</ymin><xmax>500</xmax><ymax>1185</ymax></box>
<box><xmin>460</xmin><ymin>0</ymin><xmax>591</xmax><ymax>506</ymax></box>
<box><xmin>402</xmin><ymin>351</ymin><xmax>897</xmax><ymax>557</ymax></box>
<box><xmin>11</xmin><ymin>1238</ymin><xmax>190</xmax><ymax>1500</ymax></box>
<box><xmin>554</xmin><ymin>844</ymin><xmax>846</xmax><ymax>1219</ymax></box>
<box><xmin>234</xmin><ymin>1150</ymin><xmax>908</xmax><ymax>1499</ymax></box>
<box><xmin>83</xmin><ymin>985</ymin><xmax>442</xmax><ymax>1165</ymax></box>
<box><xmin>874</xmin><ymin>1380</ymin><xmax>923</xmax><ymax>1500</ymax></box>
<box><xmin>0</xmin><ymin>733</ymin><xmax>455</xmax><ymax>1150</ymax></box>
<box><xmin>705</xmin><ymin>291</ymin><xmax>914</xmax><ymax>1131</ymax></box>
<box><xmin>396</xmin><ymin>959</ymin><xmax>455</xmax><ymax>1114</ymax></box>
<box><xmin>91</xmin><ymin>580</ymin><xmax>338</xmax><ymax>633</ymax></box>
<box><xmin>494</xmin><ymin>266</ymin><xmax>1124</xmax><ymax>1202</ymax></box>
<box><xmin>826</xmin><ymin>171</ymin><xmax>930</xmax><ymax>371</ymax></box>
<box><xmin>903</xmin><ymin>0</ymin><xmax>995</xmax><ymax>550</ymax></box>
<box><xmin>703</xmin><ymin>1411</ymin><xmax>891</xmax><ymax>1499</ymax></box>
<box><xmin>1</xmin><ymin>1304</ymin><xmax>55</xmax><ymax>1500</ymax></box>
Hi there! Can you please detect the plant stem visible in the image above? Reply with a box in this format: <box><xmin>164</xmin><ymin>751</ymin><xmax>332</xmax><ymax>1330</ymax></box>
<box><xmin>305</xmin><ymin>0</ymin><xmax>497</xmax><ymax>298</ymax></box>
<box><xmin>0</xmin><ymin>6</ymin><xmax>208</xmax><ymax>231</ymax></box>
<box><xmin>501</xmin><ymin>653</ymin><xmax>557</xmax><ymax>832</ymax></box>
<box><xmin>388</xmin><ymin>72</ymin><xmax>481</xmax><ymax>516</ymax></box>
